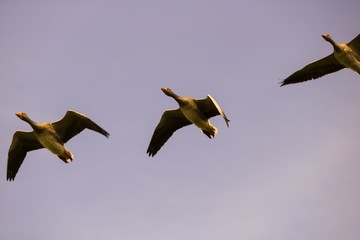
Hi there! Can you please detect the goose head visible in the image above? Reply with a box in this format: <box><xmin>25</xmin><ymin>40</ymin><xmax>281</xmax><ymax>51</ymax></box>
<box><xmin>161</xmin><ymin>88</ymin><xmax>186</xmax><ymax>106</ymax></box>
<box><xmin>15</xmin><ymin>112</ymin><xmax>36</xmax><ymax>127</ymax></box>
<box><xmin>161</xmin><ymin>88</ymin><xmax>174</xmax><ymax>96</ymax></box>
<box><xmin>16</xmin><ymin>112</ymin><xmax>29</xmax><ymax>121</ymax></box>
<box><xmin>321</xmin><ymin>33</ymin><xmax>340</xmax><ymax>50</ymax></box>
<box><xmin>322</xmin><ymin>33</ymin><xmax>332</xmax><ymax>42</ymax></box>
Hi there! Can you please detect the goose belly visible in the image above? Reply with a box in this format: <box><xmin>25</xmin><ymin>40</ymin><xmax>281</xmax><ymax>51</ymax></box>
<box><xmin>335</xmin><ymin>51</ymin><xmax>360</xmax><ymax>73</ymax></box>
<box><xmin>180</xmin><ymin>107</ymin><xmax>211</xmax><ymax>130</ymax></box>
<box><xmin>37</xmin><ymin>133</ymin><xmax>66</xmax><ymax>155</ymax></box>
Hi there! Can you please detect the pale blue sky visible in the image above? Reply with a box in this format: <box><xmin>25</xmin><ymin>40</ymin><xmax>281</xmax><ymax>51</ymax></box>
<box><xmin>1</xmin><ymin>1</ymin><xmax>360</xmax><ymax>239</ymax></box>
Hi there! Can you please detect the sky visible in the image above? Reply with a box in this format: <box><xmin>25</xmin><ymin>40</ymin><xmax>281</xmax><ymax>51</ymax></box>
<box><xmin>1</xmin><ymin>0</ymin><xmax>360</xmax><ymax>239</ymax></box>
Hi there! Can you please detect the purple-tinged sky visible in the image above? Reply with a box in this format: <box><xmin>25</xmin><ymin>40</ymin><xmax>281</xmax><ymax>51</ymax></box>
<box><xmin>1</xmin><ymin>1</ymin><xmax>360</xmax><ymax>239</ymax></box>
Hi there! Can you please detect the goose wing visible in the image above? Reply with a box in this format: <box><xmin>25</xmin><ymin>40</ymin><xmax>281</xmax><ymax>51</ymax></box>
<box><xmin>195</xmin><ymin>95</ymin><xmax>230</xmax><ymax>127</ymax></box>
<box><xmin>147</xmin><ymin>109</ymin><xmax>192</xmax><ymax>157</ymax></box>
<box><xmin>7</xmin><ymin>131</ymin><xmax>44</xmax><ymax>181</ymax></box>
<box><xmin>52</xmin><ymin>110</ymin><xmax>109</xmax><ymax>143</ymax></box>
<box><xmin>280</xmin><ymin>54</ymin><xmax>344</xmax><ymax>86</ymax></box>
<box><xmin>348</xmin><ymin>33</ymin><xmax>360</xmax><ymax>56</ymax></box>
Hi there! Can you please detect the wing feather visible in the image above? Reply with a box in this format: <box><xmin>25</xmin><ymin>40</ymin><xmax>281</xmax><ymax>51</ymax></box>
<box><xmin>147</xmin><ymin>109</ymin><xmax>192</xmax><ymax>157</ymax></box>
<box><xmin>7</xmin><ymin>131</ymin><xmax>43</xmax><ymax>181</ymax></box>
<box><xmin>280</xmin><ymin>54</ymin><xmax>344</xmax><ymax>86</ymax></box>
<box><xmin>52</xmin><ymin>110</ymin><xmax>109</xmax><ymax>143</ymax></box>
<box><xmin>348</xmin><ymin>33</ymin><xmax>360</xmax><ymax>56</ymax></box>
<box><xmin>195</xmin><ymin>95</ymin><xmax>230</xmax><ymax>127</ymax></box>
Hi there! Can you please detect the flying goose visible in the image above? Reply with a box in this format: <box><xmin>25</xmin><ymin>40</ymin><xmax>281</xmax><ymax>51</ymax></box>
<box><xmin>7</xmin><ymin>110</ymin><xmax>109</xmax><ymax>181</ymax></box>
<box><xmin>281</xmin><ymin>33</ymin><xmax>360</xmax><ymax>86</ymax></box>
<box><xmin>147</xmin><ymin>88</ymin><xmax>230</xmax><ymax>157</ymax></box>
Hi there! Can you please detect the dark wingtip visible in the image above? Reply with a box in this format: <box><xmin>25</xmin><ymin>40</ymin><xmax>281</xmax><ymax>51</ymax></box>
<box><xmin>280</xmin><ymin>81</ymin><xmax>297</xmax><ymax>87</ymax></box>
<box><xmin>146</xmin><ymin>146</ymin><xmax>157</xmax><ymax>157</ymax></box>
<box><xmin>225</xmin><ymin>119</ymin><xmax>230</xmax><ymax>128</ymax></box>
<box><xmin>100</xmin><ymin>129</ymin><xmax>110</xmax><ymax>138</ymax></box>
<box><xmin>146</xmin><ymin>150</ymin><xmax>156</xmax><ymax>157</ymax></box>
<box><xmin>279</xmin><ymin>79</ymin><xmax>287</xmax><ymax>87</ymax></box>
<box><xmin>7</xmin><ymin>172</ymin><xmax>15</xmax><ymax>182</ymax></box>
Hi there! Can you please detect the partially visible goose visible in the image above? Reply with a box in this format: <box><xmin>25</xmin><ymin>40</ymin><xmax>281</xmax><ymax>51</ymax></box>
<box><xmin>7</xmin><ymin>110</ymin><xmax>109</xmax><ymax>181</ymax></box>
<box><xmin>147</xmin><ymin>88</ymin><xmax>230</xmax><ymax>157</ymax></box>
<box><xmin>281</xmin><ymin>33</ymin><xmax>360</xmax><ymax>86</ymax></box>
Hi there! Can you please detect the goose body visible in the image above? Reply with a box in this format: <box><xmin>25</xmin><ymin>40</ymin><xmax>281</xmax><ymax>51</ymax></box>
<box><xmin>178</xmin><ymin>98</ymin><xmax>218</xmax><ymax>137</ymax></box>
<box><xmin>147</xmin><ymin>88</ymin><xmax>229</xmax><ymax>157</ymax></box>
<box><xmin>7</xmin><ymin>110</ymin><xmax>109</xmax><ymax>181</ymax></box>
<box><xmin>281</xmin><ymin>33</ymin><xmax>360</xmax><ymax>86</ymax></box>
<box><xmin>333</xmin><ymin>43</ymin><xmax>360</xmax><ymax>73</ymax></box>
<box><xmin>33</xmin><ymin>122</ymin><xmax>74</xmax><ymax>162</ymax></box>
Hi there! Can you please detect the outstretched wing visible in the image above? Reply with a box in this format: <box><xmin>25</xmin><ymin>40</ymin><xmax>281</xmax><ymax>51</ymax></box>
<box><xmin>147</xmin><ymin>109</ymin><xmax>192</xmax><ymax>157</ymax></box>
<box><xmin>280</xmin><ymin>54</ymin><xmax>344</xmax><ymax>86</ymax></box>
<box><xmin>348</xmin><ymin>33</ymin><xmax>360</xmax><ymax>56</ymax></box>
<box><xmin>52</xmin><ymin>110</ymin><xmax>109</xmax><ymax>143</ymax></box>
<box><xmin>195</xmin><ymin>95</ymin><xmax>230</xmax><ymax>127</ymax></box>
<box><xmin>7</xmin><ymin>131</ymin><xmax>44</xmax><ymax>181</ymax></box>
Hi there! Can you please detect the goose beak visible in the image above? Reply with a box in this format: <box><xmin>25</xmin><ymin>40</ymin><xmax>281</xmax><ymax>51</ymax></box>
<box><xmin>15</xmin><ymin>112</ymin><xmax>22</xmax><ymax>118</ymax></box>
<box><xmin>161</xmin><ymin>88</ymin><xmax>170</xmax><ymax>93</ymax></box>
<box><xmin>322</xmin><ymin>34</ymin><xmax>330</xmax><ymax>40</ymax></box>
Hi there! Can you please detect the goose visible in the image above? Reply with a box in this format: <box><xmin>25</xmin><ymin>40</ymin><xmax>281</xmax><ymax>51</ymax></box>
<box><xmin>280</xmin><ymin>33</ymin><xmax>360</xmax><ymax>86</ymax></box>
<box><xmin>147</xmin><ymin>88</ymin><xmax>230</xmax><ymax>157</ymax></box>
<box><xmin>7</xmin><ymin>110</ymin><xmax>109</xmax><ymax>181</ymax></box>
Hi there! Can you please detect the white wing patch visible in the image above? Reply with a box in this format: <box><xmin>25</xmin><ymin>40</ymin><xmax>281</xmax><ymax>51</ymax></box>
<box><xmin>207</xmin><ymin>95</ymin><xmax>229</xmax><ymax>127</ymax></box>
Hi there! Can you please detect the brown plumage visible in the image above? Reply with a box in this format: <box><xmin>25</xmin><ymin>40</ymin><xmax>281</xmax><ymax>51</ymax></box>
<box><xmin>281</xmin><ymin>33</ymin><xmax>360</xmax><ymax>86</ymax></box>
<box><xmin>147</xmin><ymin>88</ymin><xmax>230</xmax><ymax>157</ymax></box>
<box><xmin>7</xmin><ymin>110</ymin><xmax>109</xmax><ymax>181</ymax></box>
